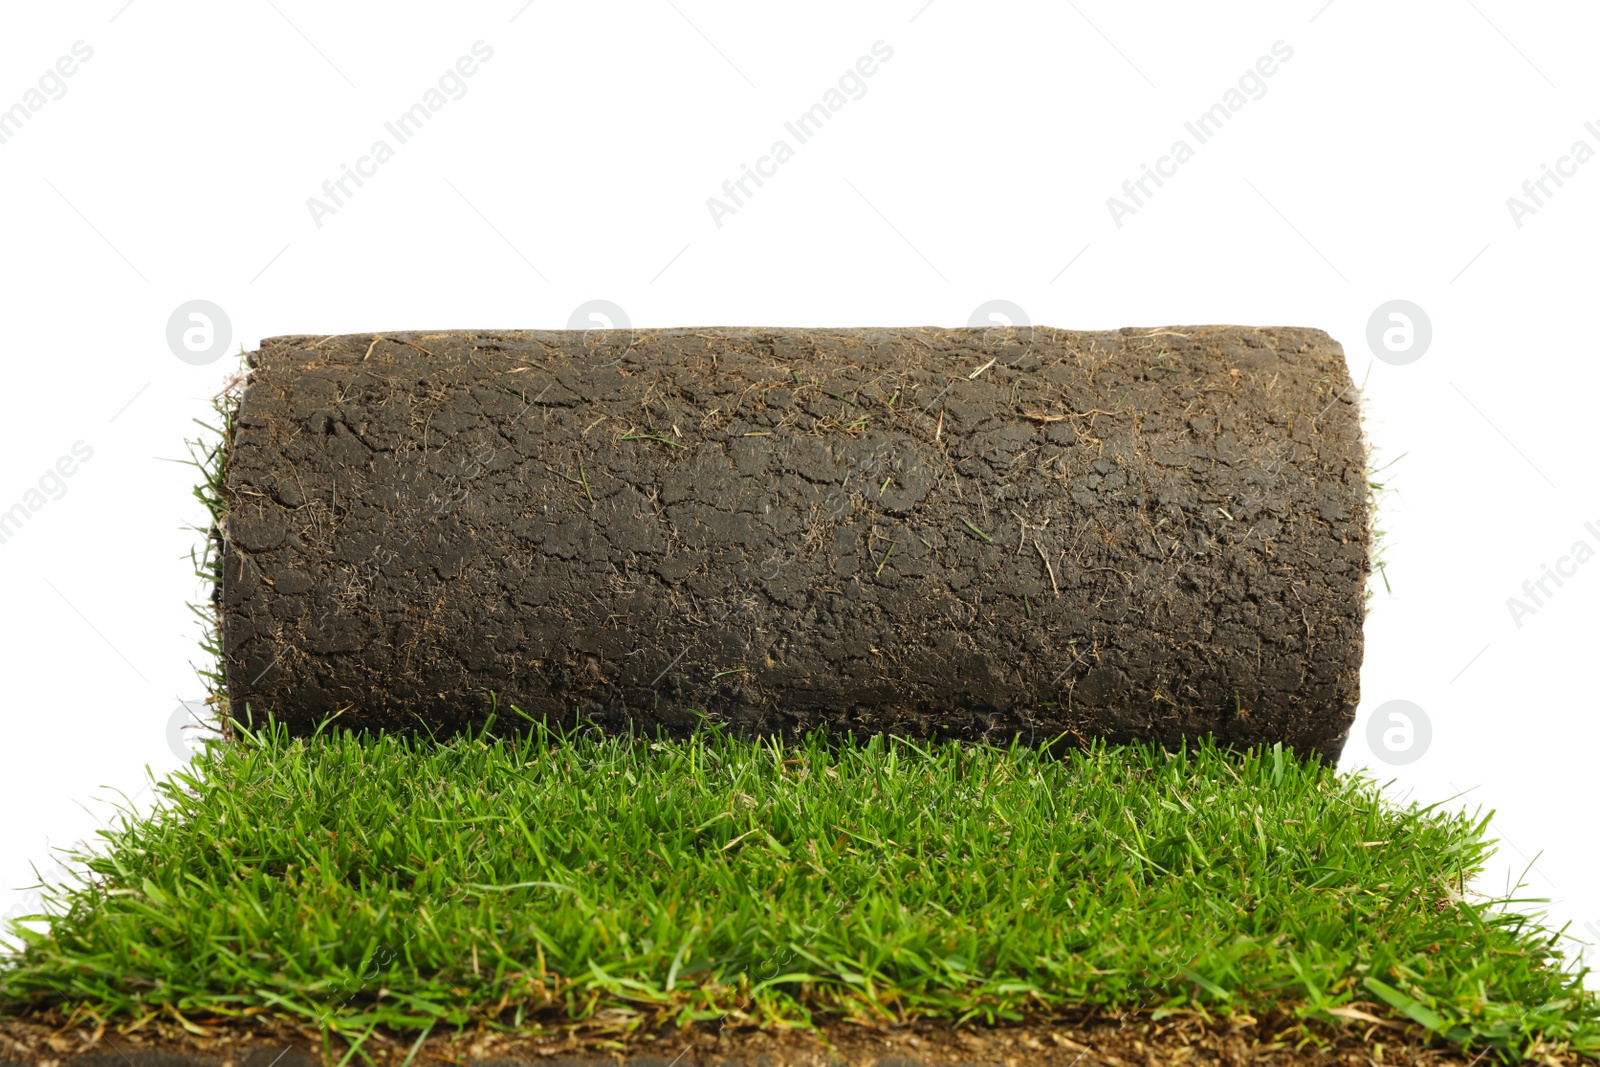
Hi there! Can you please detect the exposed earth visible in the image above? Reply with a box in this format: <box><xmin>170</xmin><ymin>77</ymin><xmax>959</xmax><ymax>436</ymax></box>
<box><xmin>0</xmin><ymin>1007</ymin><xmax>1535</xmax><ymax>1067</ymax></box>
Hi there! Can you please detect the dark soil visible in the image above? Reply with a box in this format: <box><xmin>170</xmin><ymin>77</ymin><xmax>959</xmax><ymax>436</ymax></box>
<box><xmin>0</xmin><ymin>1008</ymin><xmax>1534</xmax><ymax>1067</ymax></box>
<box><xmin>220</xmin><ymin>326</ymin><xmax>1369</xmax><ymax>762</ymax></box>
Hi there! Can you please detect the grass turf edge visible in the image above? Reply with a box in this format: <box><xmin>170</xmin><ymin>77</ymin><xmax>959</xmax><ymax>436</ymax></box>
<box><xmin>0</xmin><ymin>726</ymin><xmax>1594</xmax><ymax>1063</ymax></box>
<box><xmin>2</xmin><ymin>1003</ymin><xmax>1580</xmax><ymax>1067</ymax></box>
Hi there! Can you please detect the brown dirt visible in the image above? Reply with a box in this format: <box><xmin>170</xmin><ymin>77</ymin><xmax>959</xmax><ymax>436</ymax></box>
<box><xmin>220</xmin><ymin>325</ymin><xmax>1368</xmax><ymax>762</ymax></box>
<box><xmin>4</xmin><ymin>1006</ymin><xmax>1566</xmax><ymax>1067</ymax></box>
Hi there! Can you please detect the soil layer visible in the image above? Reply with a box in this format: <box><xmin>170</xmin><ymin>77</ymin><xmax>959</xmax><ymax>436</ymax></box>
<box><xmin>220</xmin><ymin>326</ymin><xmax>1368</xmax><ymax>761</ymax></box>
<box><xmin>0</xmin><ymin>1010</ymin><xmax>1529</xmax><ymax>1067</ymax></box>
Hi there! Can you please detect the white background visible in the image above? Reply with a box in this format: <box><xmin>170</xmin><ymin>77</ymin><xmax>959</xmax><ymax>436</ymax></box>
<box><xmin>1</xmin><ymin>2</ymin><xmax>1595</xmax><ymax>980</ymax></box>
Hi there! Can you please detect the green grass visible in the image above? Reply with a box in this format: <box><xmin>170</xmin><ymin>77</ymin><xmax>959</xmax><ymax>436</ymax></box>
<box><xmin>180</xmin><ymin>362</ymin><xmax>244</xmax><ymax>717</ymax></box>
<box><xmin>2</xmin><ymin>723</ymin><xmax>1595</xmax><ymax>1062</ymax></box>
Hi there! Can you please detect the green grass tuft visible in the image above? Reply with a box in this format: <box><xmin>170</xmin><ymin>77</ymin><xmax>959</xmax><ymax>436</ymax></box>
<box><xmin>1</xmin><ymin>724</ymin><xmax>1594</xmax><ymax>1060</ymax></box>
<box><xmin>179</xmin><ymin>361</ymin><xmax>245</xmax><ymax>724</ymax></box>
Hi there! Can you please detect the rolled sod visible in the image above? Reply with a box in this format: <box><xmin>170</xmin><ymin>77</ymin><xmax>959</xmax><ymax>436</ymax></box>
<box><xmin>219</xmin><ymin>326</ymin><xmax>1369</xmax><ymax>761</ymax></box>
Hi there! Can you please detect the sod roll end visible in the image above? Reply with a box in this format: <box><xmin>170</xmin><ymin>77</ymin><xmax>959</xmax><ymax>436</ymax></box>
<box><xmin>219</xmin><ymin>326</ymin><xmax>1369</xmax><ymax>761</ymax></box>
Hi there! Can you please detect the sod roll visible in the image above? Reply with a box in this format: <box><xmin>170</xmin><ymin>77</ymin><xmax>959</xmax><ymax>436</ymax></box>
<box><xmin>219</xmin><ymin>326</ymin><xmax>1369</xmax><ymax>762</ymax></box>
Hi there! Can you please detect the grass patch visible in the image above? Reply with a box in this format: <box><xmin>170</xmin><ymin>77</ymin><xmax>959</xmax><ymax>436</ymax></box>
<box><xmin>180</xmin><ymin>364</ymin><xmax>245</xmax><ymax>723</ymax></box>
<box><xmin>1</xmin><ymin>724</ymin><xmax>1594</xmax><ymax>1061</ymax></box>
